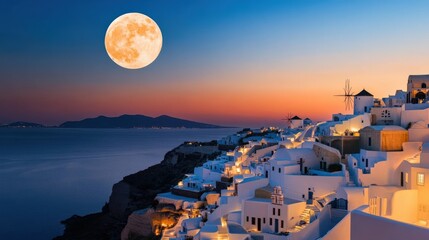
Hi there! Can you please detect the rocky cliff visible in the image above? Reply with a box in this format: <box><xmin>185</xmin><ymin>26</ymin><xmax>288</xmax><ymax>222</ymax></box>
<box><xmin>54</xmin><ymin>141</ymin><xmax>221</xmax><ymax>240</ymax></box>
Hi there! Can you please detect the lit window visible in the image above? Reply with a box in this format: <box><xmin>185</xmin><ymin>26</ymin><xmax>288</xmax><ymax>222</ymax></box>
<box><xmin>417</xmin><ymin>173</ymin><xmax>425</xmax><ymax>186</ymax></box>
<box><xmin>405</xmin><ymin>173</ymin><xmax>409</xmax><ymax>183</ymax></box>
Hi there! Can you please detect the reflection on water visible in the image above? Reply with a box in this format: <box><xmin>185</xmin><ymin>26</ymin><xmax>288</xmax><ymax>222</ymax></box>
<box><xmin>0</xmin><ymin>128</ymin><xmax>238</xmax><ymax>240</ymax></box>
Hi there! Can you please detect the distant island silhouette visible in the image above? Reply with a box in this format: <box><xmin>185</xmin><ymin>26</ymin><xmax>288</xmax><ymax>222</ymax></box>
<box><xmin>0</xmin><ymin>121</ymin><xmax>46</xmax><ymax>128</ymax></box>
<box><xmin>1</xmin><ymin>115</ymin><xmax>227</xmax><ymax>129</ymax></box>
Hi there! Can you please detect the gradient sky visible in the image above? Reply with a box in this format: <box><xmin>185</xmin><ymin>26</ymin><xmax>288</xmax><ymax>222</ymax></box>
<box><xmin>1</xmin><ymin>0</ymin><xmax>429</xmax><ymax>127</ymax></box>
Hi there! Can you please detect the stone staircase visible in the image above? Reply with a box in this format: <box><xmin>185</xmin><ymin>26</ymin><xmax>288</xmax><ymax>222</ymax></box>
<box><xmin>294</xmin><ymin>203</ymin><xmax>321</xmax><ymax>231</ymax></box>
<box><xmin>307</xmin><ymin>204</ymin><xmax>321</xmax><ymax>215</ymax></box>
<box><xmin>299</xmin><ymin>208</ymin><xmax>311</xmax><ymax>224</ymax></box>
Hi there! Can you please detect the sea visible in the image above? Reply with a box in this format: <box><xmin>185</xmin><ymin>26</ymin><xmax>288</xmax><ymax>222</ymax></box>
<box><xmin>0</xmin><ymin>128</ymin><xmax>239</xmax><ymax>240</ymax></box>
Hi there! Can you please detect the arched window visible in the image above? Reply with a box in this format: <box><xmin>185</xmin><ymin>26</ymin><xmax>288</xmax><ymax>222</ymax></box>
<box><xmin>422</xmin><ymin>83</ymin><xmax>427</xmax><ymax>88</ymax></box>
<box><xmin>416</xmin><ymin>91</ymin><xmax>426</xmax><ymax>100</ymax></box>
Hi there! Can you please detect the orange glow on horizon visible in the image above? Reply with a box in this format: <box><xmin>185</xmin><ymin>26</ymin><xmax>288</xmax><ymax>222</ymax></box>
<box><xmin>2</xmin><ymin>61</ymin><xmax>429</xmax><ymax>127</ymax></box>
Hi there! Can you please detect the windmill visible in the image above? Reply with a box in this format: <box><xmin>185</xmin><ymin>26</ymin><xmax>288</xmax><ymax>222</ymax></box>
<box><xmin>335</xmin><ymin>79</ymin><xmax>354</xmax><ymax>111</ymax></box>
<box><xmin>281</xmin><ymin>113</ymin><xmax>293</xmax><ymax>129</ymax></box>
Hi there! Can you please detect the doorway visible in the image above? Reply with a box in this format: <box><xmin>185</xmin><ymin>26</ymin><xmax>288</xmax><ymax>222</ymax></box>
<box><xmin>274</xmin><ymin>219</ymin><xmax>279</xmax><ymax>233</ymax></box>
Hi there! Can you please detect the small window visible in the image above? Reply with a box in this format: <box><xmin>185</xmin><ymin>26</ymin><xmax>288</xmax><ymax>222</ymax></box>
<box><xmin>272</xmin><ymin>166</ymin><xmax>274</xmax><ymax>171</ymax></box>
<box><xmin>252</xmin><ymin>217</ymin><xmax>256</xmax><ymax>225</ymax></box>
<box><xmin>246</xmin><ymin>216</ymin><xmax>249</xmax><ymax>222</ymax></box>
<box><xmin>278</xmin><ymin>168</ymin><xmax>281</xmax><ymax>173</ymax></box>
<box><xmin>263</xmin><ymin>218</ymin><xmax>266</xmax><ymax>224</ymax></box>
<box><xmin>272</xmin><ymin>208</ymin><xmax>275</xmax><ymax>215</ymax></box>
<box><xmin>405</xmin><ymin>172</ymin><xmax>409</xmax><ymax>183</ymax></box>
<box><xmin>278</xmin><ymin>209</ymin><xmax>281</xmax><ymax>216</ymax></box>
<box><xmin>368</xmin><ymin>137</ymin><xmax>372</xmax><ymax>147</ymax></box>
<box><xmin>417</xmin><ymin>173</ymin><xmax>425</xmax><ymax>186</ymax></box>
<box><xmin>270</xmin><ymin>218</ymin><xmax>272</xmax><ymax>225</ymax></box>
<box><xmin>281</xmin><ymin>220</ymin><xmax>284</xmax><ymax>228</ymax></box>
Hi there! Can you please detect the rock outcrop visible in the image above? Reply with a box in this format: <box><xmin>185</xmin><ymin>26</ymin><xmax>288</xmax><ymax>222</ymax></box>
<box><xmin>120</xmin><ymin>208</ymin><xmax>154</xmax><ymax>240</ymax></box>
<box><xmin>55</xmin><ymin>141</ymin><xmax>221</xmax><ymax>240</ymax></box>
<box><xmin>109</xmin><ymin>181</ymin><xmax>133</xmax><ymax>220</ymax></box>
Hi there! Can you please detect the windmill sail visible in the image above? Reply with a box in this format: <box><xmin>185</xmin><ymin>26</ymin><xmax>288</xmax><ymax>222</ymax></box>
<box><xmin>335</xmin><ymin>79</ymin><xmax>354</xmax><ymax>111</ymax></box>
<box><xmin>281</xmin><ymin>113</ymin><xmax>293</xmax><ymax>128</ymax></box>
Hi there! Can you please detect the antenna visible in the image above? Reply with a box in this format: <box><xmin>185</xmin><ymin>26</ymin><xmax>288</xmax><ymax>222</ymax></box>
<box><xmin>334</xmin><ymin>79</ymin><xmax>354</xmax><ymax>111</ymax></box>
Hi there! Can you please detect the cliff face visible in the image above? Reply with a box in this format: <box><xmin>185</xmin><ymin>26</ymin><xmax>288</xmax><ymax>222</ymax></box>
<box><xmin>120</xmin><ymin>208</ymin><xmax>155</xmax><ymax>239</ymax></box>
<box><xmin>55</xmin><ymin>142</ymin><xmax>220</xmax><ymax>240</ymax></box>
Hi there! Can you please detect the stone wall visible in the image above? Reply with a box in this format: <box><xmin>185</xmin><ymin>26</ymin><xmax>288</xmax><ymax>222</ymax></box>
<box><xmin>312</xmin><ymin>144</ymin><xmax>341</xmax><ymax>166</ymax></box>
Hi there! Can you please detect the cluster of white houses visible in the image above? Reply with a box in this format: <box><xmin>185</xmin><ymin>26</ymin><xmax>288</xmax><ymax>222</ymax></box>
<box><xmin>136</xmin><ymin>75</ymin><xmax>429</xmax><ymax>240</ymax></box>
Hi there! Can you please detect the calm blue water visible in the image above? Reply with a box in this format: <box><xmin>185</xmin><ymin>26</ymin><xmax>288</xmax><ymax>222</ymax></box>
<box><xmin>0</xmin><ymin>128</ymin><xmax>238</xmax><ymax>240</ymax></box>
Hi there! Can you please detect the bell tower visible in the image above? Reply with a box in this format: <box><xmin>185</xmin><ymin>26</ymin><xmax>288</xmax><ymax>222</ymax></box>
<box><xmin>407</xmin><ymin>75</ymin><xmax>429</xmax><ymax>104</ymax></box>
<box><xmin>271</xmin><ymin>186</ymin><xmax>284</xmax><ymax>205</ymax></box>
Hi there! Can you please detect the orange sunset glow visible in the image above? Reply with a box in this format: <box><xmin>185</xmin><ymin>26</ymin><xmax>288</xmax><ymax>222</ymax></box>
<box><xmin>2</xmin><ymin>1</ymin><xmax>429</xmax><ymax>127</ymax></box>
<box><xmin>4</xmin><ymin>1</ymin><xmax>429</xmax><ymax>240</ymax></box>
<box><xmin>3</xmin><ymin>62</ymin><xmax>429</xmax><ymax>127</ymax></box>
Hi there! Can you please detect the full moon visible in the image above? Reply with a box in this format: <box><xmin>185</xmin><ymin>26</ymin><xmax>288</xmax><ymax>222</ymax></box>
<box><xmin>105</xmin><ymin>13</ymin><xmax>162</xmax><ymax>69</ymax></box>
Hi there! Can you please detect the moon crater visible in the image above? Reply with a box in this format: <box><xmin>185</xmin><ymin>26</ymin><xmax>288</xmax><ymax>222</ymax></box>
<box><xmin>105</xmin><ymin>13</ymin><xmax>162</xmax><ymax>69</ymax></box>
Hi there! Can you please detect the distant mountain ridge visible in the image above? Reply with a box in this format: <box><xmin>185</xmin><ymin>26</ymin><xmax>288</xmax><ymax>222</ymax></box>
<box><xmin>0</xmin><ymin>121</ymin><xmax>46</xmax><ymax>128</ymax></box>
<box><xmin>59</xmin><ymin>114</ymin><xmax>225</xmax><ymax>129</ymax></box>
